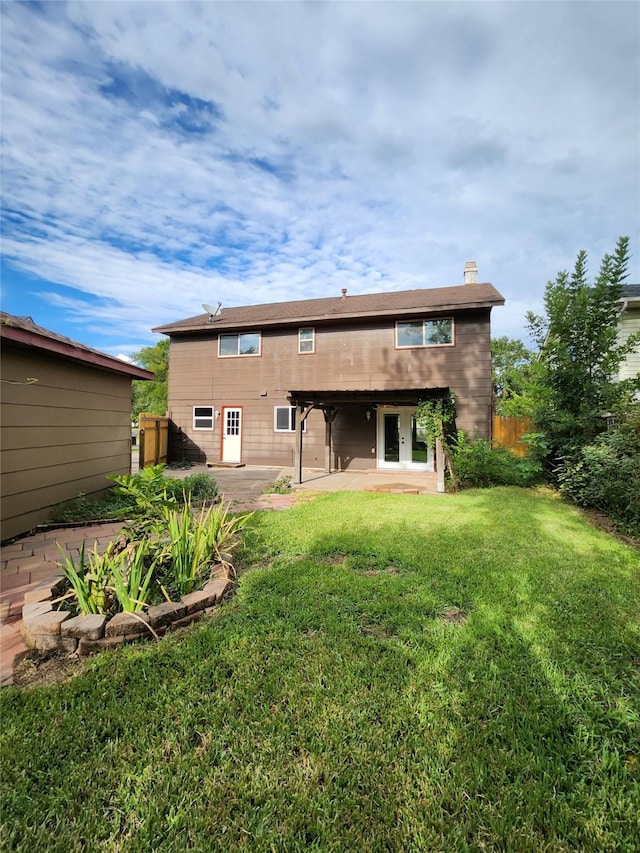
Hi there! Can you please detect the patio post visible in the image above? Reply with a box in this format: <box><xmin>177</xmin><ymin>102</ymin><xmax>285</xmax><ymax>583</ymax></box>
<box><xmin>323</xmin><ymin>408</ymin><xmax>337</xmax><ymax>474</ymax></box>
<box><xmin>293</xmin><ymin>404</ymin><xmax>304</xmax><ymax>484</ymax></box>
<box><xmin>436</xmin><ymin>437</ymin><xmax>446</xmax><ymax>493</ymax></box>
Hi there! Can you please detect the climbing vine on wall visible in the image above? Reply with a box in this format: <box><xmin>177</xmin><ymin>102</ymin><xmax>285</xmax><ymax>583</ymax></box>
<box><xmin>416</xmin><ymin>394</ymin><xmax>458</xmax><ymax>490</ymax></box>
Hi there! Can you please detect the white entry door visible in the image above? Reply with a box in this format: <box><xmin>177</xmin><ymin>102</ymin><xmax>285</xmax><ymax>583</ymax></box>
<box><xmin>221</xmin><ymin>407</ymin><xmax>242</xmax><ymax>463</ymax></box>
<box><xmin>377</xmin><ymin>406</ymin><xmax>433</xmax><ymax>471</ymax></box>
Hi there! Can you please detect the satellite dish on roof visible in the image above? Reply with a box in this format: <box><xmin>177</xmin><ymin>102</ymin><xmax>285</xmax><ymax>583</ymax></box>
<box><xmin>202</xmin><ymin>302</ymin><xmax>222</xmax><ymax>323</ymax></box>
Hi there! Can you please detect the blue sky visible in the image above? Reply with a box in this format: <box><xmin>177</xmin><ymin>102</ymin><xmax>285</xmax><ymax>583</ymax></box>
<box><xmin>1</xmin><ymin>1</ymin><xmax>638</xmax><ymax>361</ymax></box>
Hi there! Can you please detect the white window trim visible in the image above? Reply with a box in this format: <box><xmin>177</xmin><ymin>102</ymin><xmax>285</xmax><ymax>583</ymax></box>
<box><xmin>218</xmin><ymin>331</ymin><xmax>262</xmax><ymax>357</ymax></box>
<box><xmin>193</xmin><ymin>405</ymin><xmax>214</xmax><ymax>430</ymax></box>
<box><xmin>395</xmin><ymin>318</ymin><xmax>455</xmax><ymax>349</ymax></box>
<box><xmin>274</xmin><ymin>405</ymin><xmax>307</xmax><ymax>433</ymax></box>
<box><xmin>298</xmin><ymin>326</ymin><xmax>315</xmax><ymax>354</ymax></box>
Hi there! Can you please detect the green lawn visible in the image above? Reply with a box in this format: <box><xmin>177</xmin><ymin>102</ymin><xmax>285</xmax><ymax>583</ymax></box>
<box><xmin>2</xmin><ymin>488</ymin><xmax>639</xmax><ymax>852</ymax></box>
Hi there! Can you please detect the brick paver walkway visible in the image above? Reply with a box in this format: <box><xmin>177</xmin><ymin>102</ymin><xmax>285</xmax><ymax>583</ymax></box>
<box><xmin>0</xmin><ymin>521</ymin><xmax>126</xmax><ymax>686</ymax></box>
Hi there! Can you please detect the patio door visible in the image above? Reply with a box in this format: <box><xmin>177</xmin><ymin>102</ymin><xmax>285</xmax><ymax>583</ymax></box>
<box><xmin>221</xmin><ymin>407</ymin><xmax>242</xmax><ymax>463</ymax></box>
<box><xmin>377</xmin><ymin>406</ymin><xmax>433</xmax><ymax>471</ymax></box>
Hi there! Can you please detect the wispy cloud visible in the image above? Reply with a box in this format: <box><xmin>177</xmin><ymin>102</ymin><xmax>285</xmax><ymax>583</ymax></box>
<box><xmin>1</xmin><ymin>1</ymin><xmax>638</xmax><ymax>349</ymax></box>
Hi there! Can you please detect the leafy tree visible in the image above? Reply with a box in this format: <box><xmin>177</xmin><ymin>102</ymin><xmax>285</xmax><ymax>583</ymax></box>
<box><xmin>491</xmin><ymin>336</ymin><xmax>536</xmax><ymax>417</ymax></box>
<box><xmin>526</xmin><ymin>236</ymin><xmax>640</xmax><ymax>467</ymax></box>
<box><xmin>131</xmin><ymin>338</ymin><xmax>169</xmax><ymax>420</ymax></box>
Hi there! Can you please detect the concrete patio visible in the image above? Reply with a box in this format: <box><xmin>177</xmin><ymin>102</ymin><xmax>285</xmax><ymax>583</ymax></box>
<box><xmin>169</xmin><ymin>463</ymin><xmax>441</xmax><ymax>497</ymax></box>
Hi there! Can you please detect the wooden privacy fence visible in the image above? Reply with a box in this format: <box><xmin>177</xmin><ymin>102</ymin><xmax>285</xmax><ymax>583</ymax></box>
<box><xmin>138</xmin><ymin>413</ymin><xmax>169</xmax><ymax>468</ymax></box>
<box><xmin>492</xmin><ymin>415</ymin><xmax>533</xmax><ymax>457</ymax></box>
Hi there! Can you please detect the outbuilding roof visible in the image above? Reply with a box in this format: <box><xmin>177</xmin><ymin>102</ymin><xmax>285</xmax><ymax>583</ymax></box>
<box><xmin>154</xmin><ymin>282</ymin><xmax>505</xmax><ymax>335</ymax></box>
<box><xmin>0</xmin><ymin>312</ymin><xmax>155</xmax><ymax>380</ymax></box>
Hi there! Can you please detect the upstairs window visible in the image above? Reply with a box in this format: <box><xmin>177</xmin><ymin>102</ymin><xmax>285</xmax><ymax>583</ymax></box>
<box><xmin>274</xmin><ymin>406</ymin><xmax>306</xmax><ymax>433</ymax></box>
<box><xmin>396</xmin><ymin>318</ymin><xmax>454</xmax><ymax>348</ymax></box>
<box><xmin>193</xmin><ymin>406</ymin><xmax>214</xmax><ymax>429</ymax></box>
<box><xmin>298</xmin><ymin>327</ymin><xmax>315</xmax><ymax>354</ymax></box>
<box><xmin>219</xmin><ymin>332</ymin><xmax>261</xmax><ymax>357</ymax></box>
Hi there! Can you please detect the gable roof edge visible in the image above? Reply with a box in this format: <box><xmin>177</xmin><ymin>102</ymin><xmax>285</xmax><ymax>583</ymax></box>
<box><xmin>1</xmin><ymin>314</ymin><xmax>155</xmax><ymax>380</ymax></box>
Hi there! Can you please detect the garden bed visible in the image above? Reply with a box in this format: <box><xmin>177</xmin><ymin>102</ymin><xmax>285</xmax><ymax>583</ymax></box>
<box><xmin>20</xmin><ymin>573</ymin><xmax>231</xmax><ymax>656</ymax></box>
<box><xmin>16</xmin><ymin>464</ymin><xmax>253</xmax><ymax>666</ymax></box>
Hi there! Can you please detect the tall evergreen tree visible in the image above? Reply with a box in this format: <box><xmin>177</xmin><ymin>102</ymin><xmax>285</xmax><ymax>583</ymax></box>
<box><xmin>526</xmin><ymin>236</ymin><xmax>639</xmax><ymax>465</ymax></box>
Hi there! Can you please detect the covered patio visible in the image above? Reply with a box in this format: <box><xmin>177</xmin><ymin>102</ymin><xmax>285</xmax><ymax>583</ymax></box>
<box><xmin>287</xmin><ymin>388</ymin><xmax>449</xmax><ymax>491</ymax></box>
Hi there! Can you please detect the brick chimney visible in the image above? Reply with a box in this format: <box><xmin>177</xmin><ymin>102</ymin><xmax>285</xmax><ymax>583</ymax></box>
<box><xmin>341</xmin><ymin>288</ymin><xmax>348</xmax><ymax>299</ymax></box>
<box><xmin>464</xmin><ymin>261</ymin><xmax>478</xmax><ymax>284</ymax></box>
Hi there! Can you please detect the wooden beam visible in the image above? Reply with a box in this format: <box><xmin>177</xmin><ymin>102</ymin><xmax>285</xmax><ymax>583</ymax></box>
<box><xmin>287</xmin><ymin>388</ymin><xmax>449</xmax><ymax>409</ymax></box>
<box><xmin>293</xmin><ymin>404</ymin><xmax>304</xmax><ymax>484</ymax></box>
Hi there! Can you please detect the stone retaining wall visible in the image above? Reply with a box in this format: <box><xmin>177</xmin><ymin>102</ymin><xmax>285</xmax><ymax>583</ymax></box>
<box><xmin>21</xmin><ymin>576</ymin><xmax>230</xmax><ymax>655</ymax></box>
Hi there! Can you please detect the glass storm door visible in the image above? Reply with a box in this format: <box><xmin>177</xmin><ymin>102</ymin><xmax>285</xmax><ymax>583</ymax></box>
<box><xmin>221</xmin><ymin>407</ymin><xmax>242</xmax><ymax>463</ymax></box>
<box><xmin>377</xmin><ymin>407</ymin><xmax>433</xmax><ymax>471</ymax></box>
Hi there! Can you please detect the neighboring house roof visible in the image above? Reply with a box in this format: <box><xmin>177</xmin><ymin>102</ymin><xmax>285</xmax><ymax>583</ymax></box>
<box><xmin>621</xmin><ymin>284</ymin><xmax>640</xmax><ymax>301</ymax></box>
<box><xmin>0</xmin><ymin>313</ymin><xmax>155</xmax><ymax>380</ymax></box>
<box><xmin>154</xmin><ymin>283</ymin><xmax>505</xmax><ymax>335</ymax></box>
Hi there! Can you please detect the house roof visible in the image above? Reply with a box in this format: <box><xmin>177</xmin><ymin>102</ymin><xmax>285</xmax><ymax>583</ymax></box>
<box><xmin>153</xmin><ymin>282</ymin><xmax>505</xmax><ymax>335</ymax></box>
<box><xmin>621</xmin><ymin>284</ymin><xmax>640</xmax><ymax>302</ymax></box>
<box><xmin>0</xmin><ymin>312</ymin><xmax>155</xmax><ymax>380</ymax></box>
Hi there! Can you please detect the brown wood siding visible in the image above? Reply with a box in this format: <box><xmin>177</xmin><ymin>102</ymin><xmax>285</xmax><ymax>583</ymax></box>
<box><xmin>166</xmin><ymin>309</ymin><xmax>493</xmax><ymax>467</ymax></box>
<box><xmin>332</xmin><ymin>409</ymin><xmax>378</xmax><ymax>470</ymax></box>
<box><xmin>1</xmin><ymin>348</ymin><xmax>133</xmax><ymax>540</ymax></box>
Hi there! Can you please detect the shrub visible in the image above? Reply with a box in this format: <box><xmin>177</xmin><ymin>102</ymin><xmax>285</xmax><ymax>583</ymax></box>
<box><xmin>51</xmin><ymin>466</ymin><xmax>219</xmax><ymax>524</ymax></box>
<box><xmin>57</xmin><ymin>542</ymin><xmax>110</xmax><ymax>615</ymax></box>
<box><xmin>108</xmin><ymin>541</ymin><xmax>156</xmax><ymax>612</ymax></box>
<box><xmin>262</xmin><ymin>476</ymin><xmax>292</xmax><ymax>494</ymax></box>
<box><xmin>158</xmin><ymin>501</ymin><xmax>214</xmax><ymax>597</ymax></box>
<box><xmin>451</xmin><ymin>431</ymin><xmax>543</xmax><ymax>489</ymax></box>
<box><xmin>157</xmin><ymin>499</ymin><xmax>254</xmax><ymax>597</ymax></box>
<box><xmin>558</xmin><ymin>423</ymin><xmax>640</xmax><ymax>537</ymax></box>
<box><xmin>52</xmin><ymin>492</ymin><xmax>137</xmax><ymax>523</ymax></box>
<box><xmin>57</xmin><ymin>539</ymin><xmax>156</xmax><ymax>616</ymax></box>
<box><xmin>57</xmin><ymin>541</ymin><xmax>116</xmax><ymax>615</ymax></box>
<box><xmin>109</xmin><ymin>464</ymin><xmax>177</xmax><ymax>515</ymax></box>
<box><xmin>164</xmin><ymin>472</ymin><xmax>219</xmax><ymax>503</ymax></box>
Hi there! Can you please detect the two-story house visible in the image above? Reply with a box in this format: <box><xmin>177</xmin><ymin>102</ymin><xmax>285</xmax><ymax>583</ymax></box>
<box><xmin>154</xmin><ymin>262</ymin><xmax>504</xmax><ymax>482</ymax></box>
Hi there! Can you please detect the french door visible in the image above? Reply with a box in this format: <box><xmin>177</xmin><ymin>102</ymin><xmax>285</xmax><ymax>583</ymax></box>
<box><xmin>377</xmin><ymin>406</ymin><xmax>433</xmax><ymax>471</ymax></box>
